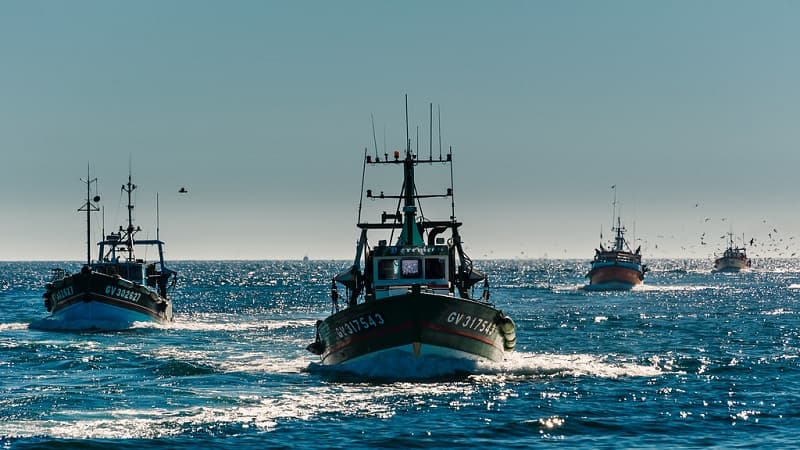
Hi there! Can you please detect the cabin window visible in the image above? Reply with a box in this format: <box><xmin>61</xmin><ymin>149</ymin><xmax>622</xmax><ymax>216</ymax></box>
<box><xmin>378</xmin><ymin>259</ymin><xmax>399</xmax><ymax>280</ymax></box>
<box><xmin>425</xmin><ymin>258</ymin><xmax>446</xmax><ymax>279</ymax></box>
<box><xmin>401</xmin><ymin>258</ymin><xmax>422</xmax><ymax>278</ymax></box>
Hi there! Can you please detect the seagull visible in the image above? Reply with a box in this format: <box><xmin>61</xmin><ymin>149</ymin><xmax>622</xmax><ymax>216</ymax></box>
<box><xmin>179</xmin><ymin>187</ymin><xmax>188</xmax><ymax>193</ymax></box>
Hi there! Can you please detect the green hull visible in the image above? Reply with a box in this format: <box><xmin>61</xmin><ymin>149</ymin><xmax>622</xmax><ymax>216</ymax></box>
<box><xmin>311</xmin><ymin>292</ymin><xmax>515</xmax><ymax>365</ymax></box>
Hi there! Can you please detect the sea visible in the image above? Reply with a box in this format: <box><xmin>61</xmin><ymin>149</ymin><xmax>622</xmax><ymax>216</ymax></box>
<box><xmin>2</xmin><ymin>259</ymin><xmax>800</xmax><ymax>449</ymax></box>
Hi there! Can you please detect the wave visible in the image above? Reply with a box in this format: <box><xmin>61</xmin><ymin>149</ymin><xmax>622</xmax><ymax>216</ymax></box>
<box><xmin>165</xmin><ymin>318</ymin><xmax>317</xmax><ymax>332</ymax></box>
<box><xmin>632</xmin><ymin>284</ymin><xmax>720</xmax><ymax>292</ymax></box>
<box><xmin>0</xmin><ymin>322</ymin><xmax>28</xmax><ymax>331</ymax></box>
<box><xmin>27</xmin><ymin>317</ymin><xmax>147</xmax><ymax>332</ymax></box>
<box><xmin>478</xmin><ymin>352</ymin><xmax>667</xmax><ymax>379</ymax></box>
<box><xmin>307</xmin><ymin>350</ymin><xmax>666</xmax><ymax>381</ymax></box>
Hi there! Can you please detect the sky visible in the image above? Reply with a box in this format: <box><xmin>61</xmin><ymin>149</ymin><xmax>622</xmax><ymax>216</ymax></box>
<box><xmin>2</xmin><ymin>1</ymin><xmax>800</xmax><ymax>261</ymax></box>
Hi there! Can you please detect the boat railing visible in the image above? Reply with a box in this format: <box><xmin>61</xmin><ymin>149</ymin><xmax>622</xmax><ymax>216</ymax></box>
<box><xmin>594</xmin><ymin>251</ymin><xmax>641</xmax><ymax>264</ymax></box>
<box><xmin>49</xmin><ymin>268</ymin><xmax>69</xmax><ymax>282</ymax></box>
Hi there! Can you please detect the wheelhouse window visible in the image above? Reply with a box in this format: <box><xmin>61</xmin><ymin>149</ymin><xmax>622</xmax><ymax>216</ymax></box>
<box><xmin>425</xmin><ymin>258</ymin><xmax>446</xmax><ymax>279</ymax></box>
<box><xmin>401</xmin><ymin>258</ymin><xmax>422</xmax><ymax>278</ymax></box>
<box><xmin>378</xmin><ymin>259</ymin><xmax>399</xmax><ymax>280</ymax></box>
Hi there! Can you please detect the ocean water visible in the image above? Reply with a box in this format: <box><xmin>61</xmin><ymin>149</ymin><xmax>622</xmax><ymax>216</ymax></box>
<box><xmin>2</xmin><ymin>259</ymin><xmax>800</xmax><ymax>448</ymax></box>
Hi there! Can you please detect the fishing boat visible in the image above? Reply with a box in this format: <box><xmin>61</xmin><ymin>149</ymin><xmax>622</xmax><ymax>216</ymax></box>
<box><xmin>42</xmin><ymin>168</ymin><xmax>176</xmax><ymax>328</ymax></box>
<box><xmin>307</xmin><ymin>100</ymin><xmax>515</xmax><ymax>368</ymax></box>
<box><xmin>713</xmin><ymin>232</ymin><xmax>751</xmax><ymax>272</ymax></box>
<box><xmin>586</xmin><ymin>190</ymin><xmax>647</xmax><ymax>290</ymax></box>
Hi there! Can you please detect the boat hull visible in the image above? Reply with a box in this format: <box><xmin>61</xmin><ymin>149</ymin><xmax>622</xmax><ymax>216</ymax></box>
<box><xmin>713</xmin><ymin>257</ymin><xmax>751</xmax><ymax>272</ymax></box>
<box><xmin>43</xmin><ymin>269</ymin><xmax>172</xmax><ymax>328</ymax></box>
<box><xmin>311</xmin><ymin>292</ymin><xmax>515</xmax><ymax>366</ymax></box>
<box><xmin>587</xmin><ymin>262</ymin><xmax>644</xmax><ymax>290</ymax></box>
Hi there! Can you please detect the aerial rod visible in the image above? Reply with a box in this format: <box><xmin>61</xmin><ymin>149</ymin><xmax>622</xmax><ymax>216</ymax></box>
<box><xmin>449</xmin><ymin>146</ymin><xmax>456</xmax><ymax>221</ymax></box>
<box><xmin>429</xmin><ymin>102</ymin><xmax>433</xmax><ymax>161</ymax></box>
<box><xmin>405</xmin><ymin>94</ymin><xmax>410</xmax><ymax>155</ymax></box>
<box><xmin>611</xmin><ymin>184</ymin><xmax>618</xmax><ymax>231</ymax></box>
<box><xmin>438</xmin><ymin>105</ymin><xmax>442</xmax><ymax>160</ymax></box>
<box><xmin>156</xmin><ymin>192</ymin><xmax>160</xmax><ymax>242</ymax></box>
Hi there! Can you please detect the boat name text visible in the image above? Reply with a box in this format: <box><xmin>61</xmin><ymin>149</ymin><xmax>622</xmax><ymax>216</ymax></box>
<box><xmin>446</xmin><ymin>312</ymin><xmax>497</xmax><ymax>335</ymax></box>
<box><xmin>335</xmin><ymin>313</ymin><xmax>385</xmax><ymax>338</ymax></box>
<box><xmin>51</xmin><ymin>286</ymin><xmax>74</xmax><ymax>302</ymax></box>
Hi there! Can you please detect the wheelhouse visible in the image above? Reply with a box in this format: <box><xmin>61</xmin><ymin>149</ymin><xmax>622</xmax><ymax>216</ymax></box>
<box><xmin>371</xmin><ymin>242</ymin><xmax>451</xmax><ymax>299</ymax></box>
<box><xmin>90</xmin><ymin>232</ymin><xmax>173</xmax><ymax>294</ymax></box>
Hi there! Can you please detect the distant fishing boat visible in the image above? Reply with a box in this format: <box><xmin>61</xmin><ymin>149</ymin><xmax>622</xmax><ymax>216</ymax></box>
<box><xmin>42</xmin><ymin>168</ymin><xmax>176</xmax><ymax>328</ymax></box>
<box><xmin>586</xmin><ymin>189</ymin><xmax>647</xmax><ymax>290</ymax></box>
<box><xmin>713</xmin><ymin>232</ymin><xmax>751</xmax><ymax>272</ymax></box>
<box><xmin>307</xmin><ymin>99</ymin><xmax>515</xmax><ymax>368</ymax></box>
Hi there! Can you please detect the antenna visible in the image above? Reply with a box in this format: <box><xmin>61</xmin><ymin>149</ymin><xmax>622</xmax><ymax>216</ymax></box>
<box><xmin>156</xmin><ymin>192</ymin><xmax>160</xmax><ymax>241</ymax></box>
<box><xmin>437</xmin><ymin>105</ymin><xmax>443</xmax><ymax>160</ymax></box>
<box><xmin>405</xmin><ymin>94</ymin><xmax>410</xmax><ymax>154</ymax></box>
<box><xmin>611</xmin><ymin>184</ymin><xmax>618</xmax><ymax>229</ymax></box>
<box><xmin>429</xmin><ymin>102</ymin><xmax>433</xmax><ymax>160</ymax></box>
<box><xmin>371</xmin><ymin>114</ymin><xmax>379</xmax><ymax>159</ymax></box>
<box><xmin>449</xmin><ymin>146</ymin><xmax>456</xmax><ymax>221</ymax></box>
<box><xmin>78</xmin><ymin>163</ymin><xmax>100</xmax><ymax>265</ymax></box>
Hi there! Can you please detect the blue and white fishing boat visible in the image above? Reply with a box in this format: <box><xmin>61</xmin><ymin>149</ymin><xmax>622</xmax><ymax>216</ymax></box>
<box><xmin>42</xmin><ymin>168</ymin><xmax>176</xmax><ymax>329</ymax></box>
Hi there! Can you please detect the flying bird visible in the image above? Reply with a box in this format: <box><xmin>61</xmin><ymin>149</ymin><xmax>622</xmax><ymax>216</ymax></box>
<box><xmin>179</xmin><ymin>187</ymin><xmax>188</xmax><ymax>193</ymax></box>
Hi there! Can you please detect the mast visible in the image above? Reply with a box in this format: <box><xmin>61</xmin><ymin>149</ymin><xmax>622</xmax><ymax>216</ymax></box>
<box><xmin>78</xmin><ymin>164</ymin><xmax>100</xmax><ymax>265</ymax></box>
<box><xmin>121</xmin><ymin>169</ymin><xmax>138</xmax><ymax>261</ymax></box>
<box><xmin>611</xmin><ymin>184</ymin><xmax>617</xmax><ymax>231</ymax></box>
<box><xmin>613</xmin><ymin>217</ymin><xmax>626</xmax><ymax>252</ymax></box>
<box><xmin>397</xmin><ymin>95</ymin><xmax>423</xmax><ymax>247</ymax></box>
<box><xmin>156</xmin><ymin>192</ymin><xmax>160</xmax><ymax>242</ymax></box>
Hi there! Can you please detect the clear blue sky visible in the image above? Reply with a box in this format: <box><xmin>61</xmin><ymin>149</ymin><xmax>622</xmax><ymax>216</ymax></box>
<box><xmin>2</xmin><ymin>1</ymin><xmax>800</xmax><ymax>260</ymax></box>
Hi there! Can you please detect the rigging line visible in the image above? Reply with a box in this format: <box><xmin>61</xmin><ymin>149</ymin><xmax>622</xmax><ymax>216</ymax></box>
<box><xmin>413</xmin><ymin>183</ymin><xmax>425</xmax><ymax>223</ymax></box>
<box><xmin>357</xmin><ymin>148</ymin><xmax>367</xmax><ymax>223</ymax></box>
<box><xmin>416</xmin><ymin>125</ymin><xmax>419</xmax><ymax>156</ymax></box>
<box><xmin>371</xmin><ymin>114</ymin><xmax>379</xmax><ymax>159</ymax></box>
<box><xmin>388</xmin><ymin>178</ymin><xmax>406</xmax><ymax>245</ymax></box>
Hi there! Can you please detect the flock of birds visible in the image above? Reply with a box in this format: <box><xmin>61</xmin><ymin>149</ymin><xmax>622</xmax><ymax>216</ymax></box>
<box><xmin>645</xmin><ymin>203</ymin><xmax>799</xmax><ymax>259</ymax></box>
